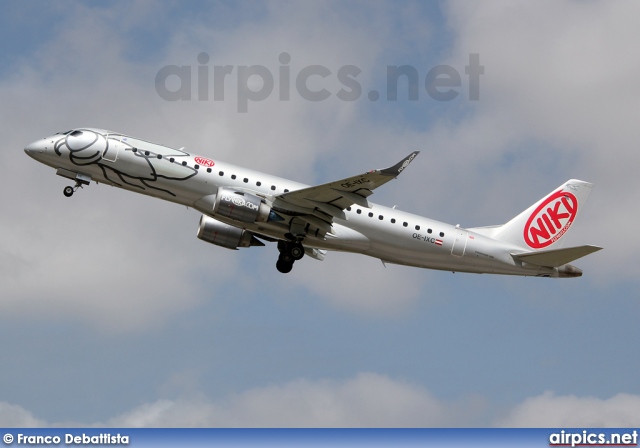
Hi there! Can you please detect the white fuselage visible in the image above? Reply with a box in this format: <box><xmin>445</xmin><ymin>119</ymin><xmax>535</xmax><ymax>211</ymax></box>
<box><xmin>24</xmin><ymin>129</ymin><xmax>571</xmax><ymax>277</ymax></box>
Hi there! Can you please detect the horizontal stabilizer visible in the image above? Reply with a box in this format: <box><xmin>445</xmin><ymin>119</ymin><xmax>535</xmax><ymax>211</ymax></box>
<box><xmin>512</xmin><ymin>245</ymin><xmax>602</xmax><ymax>267</ymax></box>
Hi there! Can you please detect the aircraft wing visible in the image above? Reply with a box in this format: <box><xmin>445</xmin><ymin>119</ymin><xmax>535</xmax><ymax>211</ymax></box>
<box><xmin>271</xmin><ymin>151</ymin><xmax>419</xmax><ymax>230</ymax></box>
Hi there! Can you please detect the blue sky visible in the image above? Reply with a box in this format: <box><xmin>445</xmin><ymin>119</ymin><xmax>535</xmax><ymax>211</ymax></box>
<box><xmin>1</xmin><ymin>1</ymin><xmax>639</xmax><ymax>427</ymax></box>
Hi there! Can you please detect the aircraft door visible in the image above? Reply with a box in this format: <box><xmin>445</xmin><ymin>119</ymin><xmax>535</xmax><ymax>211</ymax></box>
<box><xmin>102</xmin><ymin>134</ymin><xmax>123</xmax><ymax>162</ymax></box>
<box><xmin>451</xmin><ymin>228</ymin><xmax>468</xmax><ymax>257</ymax></box>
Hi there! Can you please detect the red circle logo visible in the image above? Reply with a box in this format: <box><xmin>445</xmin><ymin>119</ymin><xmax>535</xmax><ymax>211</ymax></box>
<box><xmin>523</xmin><ymin>190</ymin><xmax>578</xmax><ymax>249</ymax></box>
<box><xmin>194</xmin><ymin>156</ymin><xmax>215</xmax><ymax>167</ymax></box>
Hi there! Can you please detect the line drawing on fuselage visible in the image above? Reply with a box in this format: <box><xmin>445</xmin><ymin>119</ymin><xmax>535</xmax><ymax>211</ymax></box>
<box><xmin>53</xmin><ymin>129</ymin><xmax>196</xmax><ymax>197</ymax></box>
<box><xmin>25</xmin><ymin>128</ymin><xmax>602</xmax><ymax>277</ymax></box>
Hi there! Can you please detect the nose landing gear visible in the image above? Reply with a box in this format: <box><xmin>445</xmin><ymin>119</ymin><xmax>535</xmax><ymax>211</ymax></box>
<box><xmin>276</xmin><ymin>240</ymin><xmax>305</xmax><ymax>273</ymax></box>
<box><xmin>57</xmin><ymin>169</ymin><xmax>91</xmax><ymax>198</ymax></box>
<box><xmin>63</xmin><ymin>180</ymin><xmax>86</xmax><ymax>197</ymax></box>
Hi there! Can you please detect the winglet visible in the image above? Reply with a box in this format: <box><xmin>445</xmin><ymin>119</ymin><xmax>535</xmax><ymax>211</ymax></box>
<box><xmin>380</xmin><ymin>151</ymin><xmax>420</xmax><ymax>176</ymax></box>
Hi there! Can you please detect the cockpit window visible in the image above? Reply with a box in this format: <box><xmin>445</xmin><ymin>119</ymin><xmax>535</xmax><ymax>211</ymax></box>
<box><xmin>69</xmin><ymin>130</ymin><xmax>83</xmax><ymax>137</ymax></box>
<box><xmin>55</xmin><ymin>130</ymin><xmax>74</xmax><ymax>135</ymax></box>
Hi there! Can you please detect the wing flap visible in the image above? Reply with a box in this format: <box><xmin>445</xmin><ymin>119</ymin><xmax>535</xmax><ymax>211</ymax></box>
<box><xmin>299</xmin><ymin>215</ymin><xmax>334</xmax><ymax>233</ymax></box>
<box><xmin>330</xmin><ymin>188</ymin><xmax>370</xmax><ymax>208</ymax></box>
<box><xmin>305</xmin><ymin>199</ymin><xmax>347</xmax><ymax>220</ymax></box>
<box><xmin>512</xmin><ymin>245</ymin><xmax>602</xmax><ymax>267</ymax></box>
<box><xmin>305</xmin><ymin>247</ymin><xmax>327</xmax><ymax>261</ymax></box>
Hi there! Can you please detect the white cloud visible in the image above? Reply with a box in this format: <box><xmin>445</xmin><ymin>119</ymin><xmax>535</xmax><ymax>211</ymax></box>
<box><xmin>442</xmin><ymin>0</ymin><xmax>640</xmax><ymax>278</ymax></box>
<box><xmin>286</xmin><ymin>251</ymin><xmax>430</xmax><ymax>315</ymax></box>
<box><xmin>124</xmin><ymin>384</ymin><xmax>638</xmax><ymax>428</ymax></box>
<box><xmin>2</xmin><ymin>374</ymin><xmax>453</xmax><ymax>427</ymax></box>
<box><xmin>0</xmin><ymin>402</ymin><xmax>46</xmax><ymax>427</ymax></box>
<box><xmin>3</xmin><ymin>375</ymin><xmax>640</xmax><ymax>427</ymax></box>
<box><xmin>3</xmin><ymin>0</ymin><xmax>633</xmax><ymax>329</ymax></box>
<box><xmin>2</xmin><ymin>0</ymin><xmax>639</xmax><ymax>432</ymax></box>
<box><xmin>0</xmin><ymin>191</ymin><xmax>237</xmax><ymax>332</ymax></box>
<box><xmin>498</xmin><ymin>391</ymin><xmax>640</xmax><ymax>427</ymax></box>
<box><xmin>0</xmin><ymin>1</ymin><xmax>444</xmax><ymax>329</ymax></box>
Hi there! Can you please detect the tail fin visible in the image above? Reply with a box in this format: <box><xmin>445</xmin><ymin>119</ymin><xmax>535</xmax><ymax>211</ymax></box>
<box><xmin>491</xmin><ymin>179</ymin><xmax>593</xmax><ymax>250</ymax></box>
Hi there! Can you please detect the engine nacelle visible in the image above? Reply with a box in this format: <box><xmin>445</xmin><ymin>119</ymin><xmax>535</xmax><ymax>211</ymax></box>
<box><xmin>196</xmin><ymin>215</ymin><xmax>264</xmax><ymax>250</ymax></box>
<box><xmin>213</xmin><ymin>187</ymin><xmax>272</xmax><ymax>223</ymax></box>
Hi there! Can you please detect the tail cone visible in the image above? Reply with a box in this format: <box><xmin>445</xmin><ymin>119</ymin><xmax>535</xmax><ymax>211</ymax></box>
<box><xmin>558</xmin><ymin>264</ymin><xmax>583</xmax><ymax>278</ymax></box>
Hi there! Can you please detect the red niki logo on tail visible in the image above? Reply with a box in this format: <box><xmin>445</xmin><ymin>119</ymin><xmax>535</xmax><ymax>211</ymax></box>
<box><xmin>524</xmin><ymin>190</ymin><xmax>578</xmax><ymax>249</ymax></box>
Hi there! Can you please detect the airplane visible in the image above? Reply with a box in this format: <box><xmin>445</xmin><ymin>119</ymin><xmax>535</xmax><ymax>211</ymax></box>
<box><xmin>24</xmin><ymin>128</ymin><xmax>602</xmax><ymax>277</ymax></box>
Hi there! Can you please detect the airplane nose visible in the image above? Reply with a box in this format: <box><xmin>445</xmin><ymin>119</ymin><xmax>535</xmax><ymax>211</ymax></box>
<box><xmin>24</xmin><ymin>140</ymin><xmax>45</xmax><ymax>157</ymax></box>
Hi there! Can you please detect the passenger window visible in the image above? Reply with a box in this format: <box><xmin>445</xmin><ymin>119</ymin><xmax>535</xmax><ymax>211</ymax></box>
<box><xmin>391</xmin><ymin>218</ymin><xmax>396</xmax><ymax>223</ymax></box>
<box><xmin>378</xmin><ymin>215</ymin><xmax>383</xmax><ymax>220</ymax></box>
<box><xmin>403</xmin><ymin>222</ymin><xmax>408</xmax><ymax>227</ymax></box>
<box><xmin>440</xmin><ymin>232</ymin><xmax>445</xmax><ymax>237</ymax></box>
<box><xmin>271</xmin><ymin>185</ymin><xmax>276</xmax><ymax>191</ymax></box>
<box><xmin>357</xmin><ymin>209</ymin><xmax>362</xmax><ymax>214</ymax></box>
<box><xmin>427</xmin><ymin>229</ymin><xmax>432</xmax><ymax>234</ymax></box>
<box><xmin>157</xmin><ymin>154</ymin><xmax>162</xmax><ymax>159</ymax></box>
<box><xmin>169</xmin><ymin>157</ymin><xmax>174</xmax><ymax>163</ymax></box>
<box><xmin>231</xmin><ymin>174</ymin><xmax>236</xmax><ymax>179</ymax></box>
<box><xmin>415</xmin><ymin>225</ymin><xmax>420</xmax><ymax>230</ymax></box>
<box><xmin>182</xmin><ymin>161</ymin><xmax>187</xmax><ymax>166</ymax></box>
<box><xmin>207</xmin><ymin>168</ymin><xmax>212</xmax><ymax>173</ymax></box>
<box><xmin>284</xmin><ymin>189</ymin><xmax>290</xmax><ymax>192</ymax></box>
<box><xmin>346</xmin><ymin>207</ymin><xmax>351</xmax><ymax>211</ymax></box>
<box><xmin>243</xmin><ymin>178</ymin><xmax>248</xmax><ymax>183</ymax></box>
<box><xmin>145</xmin><ymin>151</ymin><xmax>150</xmax><ymax>156</ymax></box>
<box><xmin>257</xmin><ymin>181</ymin><xmax>262</xmax><ymax>186</ymax></box>
<box><xmin>368</xmin><ymin>212</ymin><xmax>373</xmax><ymax>217</ymax></box>
<box><xmin>219</xmin><ymin>171</ymin><xmax>224</xmax><ymax>176</ymax></box>
<box><xmin>195</xmin><ymin>165</ymin><xmax>200</xmax><ymax>170</ymax></box>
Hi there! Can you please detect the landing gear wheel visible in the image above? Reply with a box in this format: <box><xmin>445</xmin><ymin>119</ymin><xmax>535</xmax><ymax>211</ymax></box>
<box><xmin>290</xmin><ymin>243</ymin><xmax>305</xmax><ymax>261</ymax></box>
<box><xmin>63</xmin><ymin>178</ymin><xmax>87</xmax><ymax>197</ymax></box>
<box><xmin>276</xmin><ymin>258</ymin><xmax>294</xmax><ymax>273</ymax></box>
<box><xmin>276</xmin><ymin>240</ymin><xmax>305</xmax><ymax>273</ymax></box>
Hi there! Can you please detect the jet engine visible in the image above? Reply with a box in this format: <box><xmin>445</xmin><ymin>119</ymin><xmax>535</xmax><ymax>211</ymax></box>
<box><xmin>213</xmin><ymin>187</ymin><xmax>273</xmax><ymax>223</ymax></box>
<box><xmin>196</xmin><ymin>215</ymin><xmax>264</xmax><ymax>250</ymax></box>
